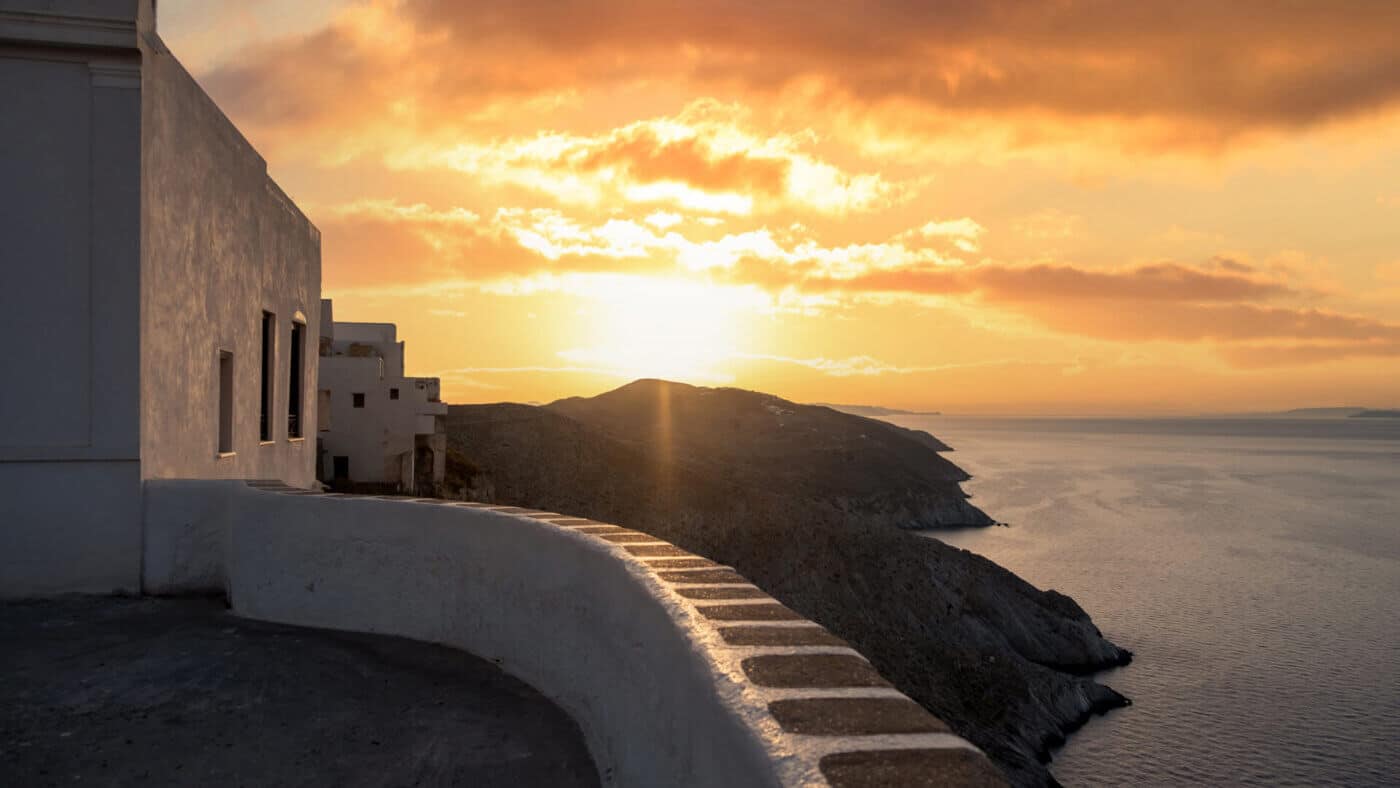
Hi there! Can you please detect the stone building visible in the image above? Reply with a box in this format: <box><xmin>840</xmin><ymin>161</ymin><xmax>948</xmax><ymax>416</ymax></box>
<box><xmin>0</xmin><ymin>0</ymin><xmax>321</xmax><ymax>596</ymax></box>
<box><xmin>316</xmin><ymin>300</ymin><xmax>447</xmax><ymax>495</ymax></box>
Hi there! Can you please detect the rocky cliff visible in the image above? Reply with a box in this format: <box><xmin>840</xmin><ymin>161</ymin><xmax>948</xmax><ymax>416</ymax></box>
<box><xmin>446</xmin><ymin>380</ymin><xmax>1130</xmax><ymax>786</ymax></box>
<box><xmin>548</xmin><ymin>379</ymin><xmax>990</xmax><ymax>529</ymax></box>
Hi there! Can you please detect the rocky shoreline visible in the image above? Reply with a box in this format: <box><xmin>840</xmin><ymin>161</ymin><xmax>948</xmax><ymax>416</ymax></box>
<box><xmin>445</xmin><ymin>381</ymin><xmax>1130</xmax><ymax>785</ymax></box>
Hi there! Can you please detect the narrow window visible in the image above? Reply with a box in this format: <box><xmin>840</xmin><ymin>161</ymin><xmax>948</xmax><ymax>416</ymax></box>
<box><xmin>353</xmin><ymin>392</ymin><xmax>365</xmax><ymax>408</ymax></box>
<box><xmin>317</xmin><ymin>389</ymin><xmax>332</xmax><ymax>431</ymax></box>
<box><xmin>389</xmin><ymin>388</ymin><xmax>399</xmax><ymax>400</ymax></box>
<box><xmin>288</xmin><ymin>321</ymin><xmax>305</xmax><ymax>438</ymax></box>
<box><xmin>217</xmin><ymin>351</ymin><xmax>234</xmax><ymax>454</ymax></box>
<box><xmin>333</xmin><ymin>456</ymin><xmax>350</xmax><ymax>480</ymax></box>
<box><xmin>259</xmin><ymin>311</ymin><xmax>274</xmax><ymax>440</ymax></box>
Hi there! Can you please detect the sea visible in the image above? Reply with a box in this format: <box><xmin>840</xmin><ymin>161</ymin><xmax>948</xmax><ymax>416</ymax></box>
<box><xmin>886</xmin><ymin>415</ymin><xmax>1400</xmax><ymax>787</ymax></box>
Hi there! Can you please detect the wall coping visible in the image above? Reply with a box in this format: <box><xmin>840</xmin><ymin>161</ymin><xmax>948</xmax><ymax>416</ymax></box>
<box><xmin>0</xmin><ymin>7</ymin><xmax>139</xmax><ymax>52</ymax></box>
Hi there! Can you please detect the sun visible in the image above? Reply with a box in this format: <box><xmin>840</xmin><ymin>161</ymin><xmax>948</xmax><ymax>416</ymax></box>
<box><xmin>559</xmin><ymin>275</ymin><xmax>766</xmax><ymax>384</ymax></box>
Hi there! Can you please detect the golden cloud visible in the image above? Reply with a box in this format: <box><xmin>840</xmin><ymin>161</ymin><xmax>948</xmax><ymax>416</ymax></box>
<box><xmin>317</xmin><ymin>197</ymin><xmax>1400</xmax><ymax>368</ymax></box>
<box><xmin>386</xmin><ymin>102</ymin><xmax>902</xmax><ymax>215</ymax></box>
<box><xmin>202</xmin><ymin>0</ymin><xmax>1400</xmax><ymax>158</ymax></box>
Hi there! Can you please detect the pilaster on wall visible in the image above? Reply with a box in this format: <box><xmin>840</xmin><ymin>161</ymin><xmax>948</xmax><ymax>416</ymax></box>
<box><xmin>88</xmin><ymin>57</ymin><xmax>143</xmax><ymax>460</ymax></box>
<box><xmin>0</xmin><ymin>20</ymin><xmax>142</xmax><ymax>465</ymax></box>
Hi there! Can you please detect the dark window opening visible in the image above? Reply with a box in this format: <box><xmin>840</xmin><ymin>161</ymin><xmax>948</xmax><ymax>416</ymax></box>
<box><xmin>288</xmin><ymin>321</ymin><xmax>305</xmax><ymax>438</ymax></box>
<box><xmin>259</xmin><ymin>311</ymin><xmax>274</xmax><ymax>440</ymax></box>
<box><xmin>352</xmin><ymin>392</ymin><xmax>365</xmax><ymax>408</ymax></box>
<box><xmin>389</xmin><ymin>388</ymin><xmax>399</xmax><ymax>400</ymax></box>
<box><xmin>332</xmin><ymin>456</ymin><xmax>349</xmax><ymax>480</ymax></box>
<box><xmin>218</xmin><ymin>351</ymin><xmax>234</xmax><ymax>454</ymax></box>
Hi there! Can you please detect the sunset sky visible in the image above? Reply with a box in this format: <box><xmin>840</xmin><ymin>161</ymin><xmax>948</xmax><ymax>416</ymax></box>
<box><xmin>162</xmin><ymin>1</ymin><xmax>1400</xmax><ymax>414</ymax></box>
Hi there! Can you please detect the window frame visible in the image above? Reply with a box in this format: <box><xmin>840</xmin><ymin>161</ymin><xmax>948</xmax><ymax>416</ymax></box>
<box><xmin>287</xmin><ymin>318</ymin><xmax>306</xmax><ymax>440</ymax></box>
<box><xmin>216</xmin><ymin>349</ymin><xmax>235</xmax><ymax>456</ymax></box>
<box><xmin>259</xmin><ymin>311</ymin><xmax>275</xmax><ymax>442</ymax></box>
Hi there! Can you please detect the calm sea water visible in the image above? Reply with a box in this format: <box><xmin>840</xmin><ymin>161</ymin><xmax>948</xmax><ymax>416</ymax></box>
<box><xmin>888</xmin><ymin>416</ymin><xmax>1400</xmax><ymax>787</ymax></box>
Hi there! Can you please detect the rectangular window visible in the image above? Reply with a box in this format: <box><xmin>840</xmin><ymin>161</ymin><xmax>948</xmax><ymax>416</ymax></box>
<box><xmin>333</xmin><ymin>456</ymin><xmax>349</xmax><ymax>480</ymax></box>
<box><xmin>288</xmin><ymin>321</ymin><xmax>305</xmax><ymax>438</ymax></box>
<box><xmin>259</xmin><ymin>311</ymin><xmax>274</xmax><ymax>440</ymax></box>
<box><xmin>317</xmin><ymin>389</ymin><xmax>332</xmax><ymax>431</ymax></box>
<box><xmin>218</xmin><ymin>351</ymin><xmax>234</xmax><ymax>454</ymax></box>
<box><xmin>353</xmin><ymin>392</ymin><xmax>365</xmax><ymax>408</ymax></box>
<box><xmin>389</xmin><ymin>388</ymin><xmax>399</xmax><ymax>400</ymax></box>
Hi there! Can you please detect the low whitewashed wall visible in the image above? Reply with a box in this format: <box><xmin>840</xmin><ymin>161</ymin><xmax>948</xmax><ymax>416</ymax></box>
<box><xmin>141</xmin><ymin>482</ymin><xmax>1005</xmax><ymax>787</ymax></box>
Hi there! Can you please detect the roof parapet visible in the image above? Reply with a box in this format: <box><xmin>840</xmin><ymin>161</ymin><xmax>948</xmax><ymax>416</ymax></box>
<box><xmin>0</xmin><ymin>0</ymin><xmax>152</xmax><ymax>51</ymax></box>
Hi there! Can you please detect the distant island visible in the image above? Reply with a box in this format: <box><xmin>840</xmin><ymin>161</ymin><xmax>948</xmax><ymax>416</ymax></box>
<box><xmin>814</xmin><ymin>402</ymin><xmax>941</xmax><ymax>418</ymax></box>
<box><xmin>1280</xmin><ymin>407</ymin><xmax>1368</xmax><ymax>417</ymax></box>
<box><xmin>1351</xmin><ymin>409</ymin><xmax>1400</xmax><ymax>419</ymax></box>
<box><xmin>1212</xmin><ymin>407</ymin><xmax>1385</xmax><ymax>419</ymax></box>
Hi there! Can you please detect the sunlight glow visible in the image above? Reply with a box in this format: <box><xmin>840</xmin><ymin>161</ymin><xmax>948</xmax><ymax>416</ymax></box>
<box><xmin>557</xmin><ymin>277</ymin><xmax>769</xmax><ymax>383</ymax></box>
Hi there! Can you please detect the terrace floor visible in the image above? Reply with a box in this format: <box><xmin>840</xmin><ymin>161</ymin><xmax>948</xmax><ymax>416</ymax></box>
<box><xmin>0</xmin><ymin>597</ymin><xmax>599</xmax><ymax>787</ymax></box>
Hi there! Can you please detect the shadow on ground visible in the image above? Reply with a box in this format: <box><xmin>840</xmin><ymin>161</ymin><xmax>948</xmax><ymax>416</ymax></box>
<box><xmin>0</xmin><ymin>597</ymin><xmax>599</xmax><ymax>787</ymax></box>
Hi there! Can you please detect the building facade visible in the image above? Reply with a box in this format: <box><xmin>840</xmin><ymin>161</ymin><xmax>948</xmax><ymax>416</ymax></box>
<box><xmin>0</xmin><ymin>0</ymin><xmax>321</xmax><ymax>596</ymax></box>
<box><xmin>317</xmin><ymin>300</ymin><xmax>447</xmax><ymax>496</ymax></box>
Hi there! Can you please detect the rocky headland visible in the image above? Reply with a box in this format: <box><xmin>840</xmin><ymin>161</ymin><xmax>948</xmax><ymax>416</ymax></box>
<box><xmin>445</xmin><ymin>379</ymin><xmax>1131</xmax><ymax>786</ymax></box>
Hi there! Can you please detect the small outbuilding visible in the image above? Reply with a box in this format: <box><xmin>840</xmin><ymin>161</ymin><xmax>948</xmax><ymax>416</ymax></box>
<box><xmin>316</xmin><ymin>300</ymin><xmax>448</xmax><ymax>496</ymax></box>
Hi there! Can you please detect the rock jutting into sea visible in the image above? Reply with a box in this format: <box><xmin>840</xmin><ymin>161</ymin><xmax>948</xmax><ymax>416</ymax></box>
<box><xmin>444</xmin><ymin>379</ymin><xmax>1131</xmax><ymax>786</ymax></box>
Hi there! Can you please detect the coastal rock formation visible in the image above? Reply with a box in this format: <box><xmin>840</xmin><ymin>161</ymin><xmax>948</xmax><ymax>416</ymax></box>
<box><xmin>446</xmin><ymin>380</ymin><xmax>1130</xmax><ymax>786</ymax></box>
<box><xmin>549</xmin><ymin>380</ymin><xmax>991</xmax><ymax>529</ymax></box>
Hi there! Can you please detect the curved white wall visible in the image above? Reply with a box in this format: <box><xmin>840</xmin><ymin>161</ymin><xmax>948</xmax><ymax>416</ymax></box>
<box><xmin>141</xmin><ymin>482</ymin><xmax>1004</xmax><ymax>787</ymax></box>
<box><xmin>230</xmin><ymin>492</ymin><xmax>778</xmax><ymax>787</ymax></box>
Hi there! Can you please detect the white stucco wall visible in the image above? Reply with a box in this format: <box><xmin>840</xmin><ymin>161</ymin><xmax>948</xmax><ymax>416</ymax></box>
<box><xmin>138</xmin><ymin>32</ymin><xmax>321</xmax><ymax>487</ymax></box>
<box><xmin>0</xmin><ymin>8</ymin><xmax>145</xmax><ymax>595</ymax></box>
<box><xmin>140</xmin><ymin>479</ymin><xmax>242</xmax><ymax>596</ymax></box>
<box><xmin>0</xmin><ymin>463</ymin><xmax>143</xmax><ymax>596</ymax></box>
<box><xmin>319</xmin><ymin>356</ymin><xmax>399</xmax><ymax>483</ymax></box>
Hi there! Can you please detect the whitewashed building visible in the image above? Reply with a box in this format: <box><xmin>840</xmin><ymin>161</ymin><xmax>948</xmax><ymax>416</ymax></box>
<box><xmin>0</xmin><ymin>0</ymin><xmax>321</xmax><ymax>596</ymax></box>
<box><xmin>317</xmin><ymin>300</ymin><xmax>447</xmax><ymax>495</ymax></box>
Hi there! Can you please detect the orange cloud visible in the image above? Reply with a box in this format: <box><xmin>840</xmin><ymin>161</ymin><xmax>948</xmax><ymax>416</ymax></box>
<box><xmin>574</xmin><ymin>126</ymin><xmax>787</xmax><ymax>196</ymax></box>
<box><xmin>386</xmin><ymin>102</ymin><xmax>901</xmax><ymax>215</ymax></box>
<box><xmin>317</xmin><ymin>197</ymin><xmax>1400</xmax><ymax>368</ymax></box>
<box><xmin>201</xmin><ymin>0</ymin><xmax>1400</xmax><ymax>157</ymax></box>
<box><xmin>1219</xmin><ymin>341</ymin><xmax>1400</xmax><ymax>367</ymax></box>
<box><xmin>731</xmin><ymin>259</ymin><xmax>1292</xmax><ymax>304</ymax></box>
